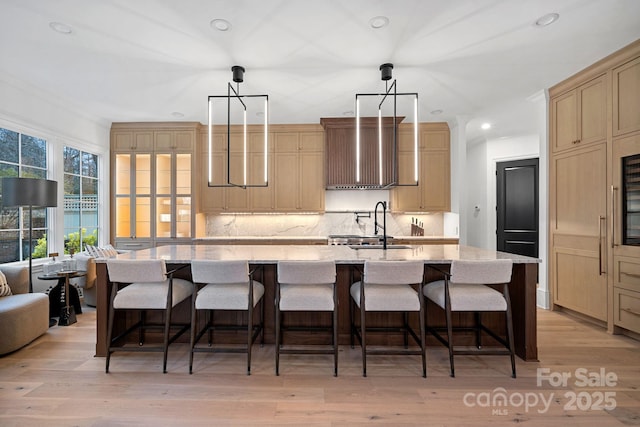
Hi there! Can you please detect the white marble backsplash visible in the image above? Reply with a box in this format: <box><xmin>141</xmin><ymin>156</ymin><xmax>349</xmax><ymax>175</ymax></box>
<box><xmin>205</xmin><ymin>212</ymin><xmax>448</xmax><ymax>237</ymax></box>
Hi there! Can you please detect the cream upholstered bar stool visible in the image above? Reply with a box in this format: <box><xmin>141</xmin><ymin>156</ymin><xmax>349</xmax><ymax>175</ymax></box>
<box><xmin>275</xmin><ymin>260</ymin><xmax>338</xmax><ymax>376</ymax></box>
<box><xmin>423</xmin><ymin>259</ymin><xmax>516</xmax><ymax>378</ymax></box>
<box><xmin>350</xmin><ymin>260</ymin><xmax>426</xmax><ymax>378</ymax></box>
<box><xmin>189</xmin><ymin>260</ymin><xmax>264</xmax><ymax>375</ymax></box>
<box><xmin>105</xmin><ymin>259</ymin><xmax>193</xmax><ymax>373</ymax></box>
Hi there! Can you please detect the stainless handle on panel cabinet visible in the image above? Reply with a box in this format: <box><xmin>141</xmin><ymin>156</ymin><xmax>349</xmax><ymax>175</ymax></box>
<box><xmin>611</xmin><ymin>186</ymin><xmax>618</xmax><ymax>248</ymax></box>
<box><xmin>599</xmin><ymin>215</ymin><xmax>606</xmax><ymax>275</ymax></box>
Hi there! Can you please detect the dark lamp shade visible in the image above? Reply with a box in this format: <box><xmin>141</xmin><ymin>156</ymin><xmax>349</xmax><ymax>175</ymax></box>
<box><xmin>1</xmin><ymin>177</ymin><xmax>58</xmax><ymax>208</ymax></box>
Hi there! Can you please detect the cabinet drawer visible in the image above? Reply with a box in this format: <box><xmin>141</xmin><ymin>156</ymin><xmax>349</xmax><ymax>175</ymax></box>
<box><xmin>615</xmin><ymin>257</ymin><xmax>640</xmax><ymax>292</ymax></box>
<box><xmin>614</xmin><ymin>288</ymin><xmax>640</xmax><ymax>333</ymax></box>
<box><xmin>114</xmin><ymin>240</ymin><xmax>154</xmax><ymax>251</ymax></box>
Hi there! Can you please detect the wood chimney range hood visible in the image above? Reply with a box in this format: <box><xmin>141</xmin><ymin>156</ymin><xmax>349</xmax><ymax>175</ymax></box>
<box><xmin>321</xmin><ymin>116</ymin><xmax>403</xmax><ymax>189</ymax></box>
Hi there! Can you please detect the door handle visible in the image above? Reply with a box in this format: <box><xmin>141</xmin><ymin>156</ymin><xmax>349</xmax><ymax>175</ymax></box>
<box><xmin>611</xmin><ymin>186</ymin><xmax>618</xmax><ymax>248</ymax></box>
<box><xmin>599</xmin><ymin>215</ymin><xmax>606</xmax><ymax>275</ymax></box>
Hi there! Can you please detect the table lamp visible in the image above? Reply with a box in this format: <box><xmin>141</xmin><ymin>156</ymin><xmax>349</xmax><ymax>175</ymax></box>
<box><xmin>1</xmin><ymin>177</ymin><xmax>58</xmax><ymax>292</ymax></box>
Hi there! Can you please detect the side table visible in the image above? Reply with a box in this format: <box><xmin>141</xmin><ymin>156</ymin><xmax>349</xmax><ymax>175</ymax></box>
<box><xmin>38</xmin><ymin>270</ymin><xmax>86</xmax><ymax>326</ymax></box>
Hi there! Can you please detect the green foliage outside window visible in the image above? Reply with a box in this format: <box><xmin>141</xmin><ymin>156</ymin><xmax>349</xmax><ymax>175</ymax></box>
<box><xmin>32</xmin><ymin>228</ymin><xmax>98</xmax><ymax>258</ymax></box>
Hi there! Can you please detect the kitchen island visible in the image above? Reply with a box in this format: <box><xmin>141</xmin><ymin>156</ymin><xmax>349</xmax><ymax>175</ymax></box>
<box><xmin>94</xmin><ymin>244</ymin><xmax>539</xmax><ymax>360</ymax></box>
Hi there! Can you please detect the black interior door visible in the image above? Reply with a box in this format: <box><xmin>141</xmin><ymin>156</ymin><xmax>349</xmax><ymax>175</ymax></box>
<box><xmin>496</xmin><ymin>158</ymin><xmax>539</xmax><ymax>257</ymax></box>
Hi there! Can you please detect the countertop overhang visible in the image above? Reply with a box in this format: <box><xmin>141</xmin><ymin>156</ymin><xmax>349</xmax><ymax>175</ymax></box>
<box><xmin>106</xmin><ymin>244</ymin><xmax>539</xmax><ymax>265</ymax></box>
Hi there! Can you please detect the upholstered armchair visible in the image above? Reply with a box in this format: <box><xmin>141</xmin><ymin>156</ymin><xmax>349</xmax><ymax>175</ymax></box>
<box><xmin>0</xmin><ymin>264</ymin><xmax>49</xmax><ymax>355</ymax></box>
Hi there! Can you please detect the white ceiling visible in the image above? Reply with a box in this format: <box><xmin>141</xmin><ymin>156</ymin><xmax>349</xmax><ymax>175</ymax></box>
<box><xmin>1</xmin><ymin>0</ymin><xmax>639</xmax><ymax>144</ymax></box>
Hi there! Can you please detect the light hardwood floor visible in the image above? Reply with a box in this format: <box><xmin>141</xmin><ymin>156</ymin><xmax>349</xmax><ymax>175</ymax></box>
<box><xmin>0</xmin><ymin>307</ymin><xmax>638</xmax><ymax>426</ymax></box>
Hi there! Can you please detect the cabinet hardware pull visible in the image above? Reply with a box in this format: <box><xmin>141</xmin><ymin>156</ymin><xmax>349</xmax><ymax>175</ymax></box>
<box><xmin>599</xmin><ymin>215</ymin><xmax>606</xmax><ymax>275</ymax></box>
<box><xmin>621</xmin><ymin>307</ymin><xmax>640</xmax><ymax>317</ymax></box>
<box><xmin>621</xmin><ymin>272</ymin><xmax>640</xmax><ymax>279</ymax></box>
<box><xmin>611</xmin><ymin>186</ymin><xmax>618</xmax><ymax>248</ymax></box>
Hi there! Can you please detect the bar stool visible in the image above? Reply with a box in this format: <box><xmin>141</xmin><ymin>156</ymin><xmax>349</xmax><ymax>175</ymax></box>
<box><xmin>275</xmin><ymin>260</ymin><xmax>338</xmax><ymax>376</ymax></box>
<box><xmin>350</xmin><ymin>260</ymin><xmax>426</xmax><ymax>377</ymax></box>
<box><xmin>189</xmin><ymin>260</ymin><xmax>264</xmax><ymax>375</ymax></box>
<box><xmin>105</xmin><ymin>259</ymin><xmax>193</xmax><ymax>373</ymax></box>
<box><xmin>423</xmin><ymin>259</ymin><xmax>516</xmax><ymax>378</ymax></box>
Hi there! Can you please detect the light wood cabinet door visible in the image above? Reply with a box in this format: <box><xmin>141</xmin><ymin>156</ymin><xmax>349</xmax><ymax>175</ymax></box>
<box><xmin>551</xmin><ymin>75</ymin><xmax>606</xmax><ymax>153</ymax></box>
<box><xmin>155</xmin><ymin>130</ymin><xmax>195</xmax><ymax>151</ymax></box>
<box><xmin>225</xmin><ymin>152</ymin><xmax>250</xmax><ymax>211</ymax></box>
<box><xmin>422</xmin><ymin>150</ymin><xmax>450</xmax><ymax>211</ymax></box>
<box><xmin>299</xmin><ymin>132</ymin><xmax>325</xmax><ymax>211</ymax></box>
<box><xmin>550</xmin><ymin>143</ymin><xmax>608</xmax><ymax>320</ymax></box>
<box><xmin>273</xmin><ymin>133</ymin><xmax>299</xmax><ymax>211</ymax></box>
<box><xmin>613</xmin><ymin>56</ymin><xmax>640</xmax><ymax>137</ymax></box>
<box><xmin>113</xmin><ymin>153</ymin><xmax>153</xmax><ymax>248</ymax></box>
<box><xmin>392</xmin><ymin>125</ymin><xmax>450</xmax><ymax>212</ymax></box>
<box><xmin>299</xmin><ymin>150</ymin><xmax>324</xmax><ymax>211</ymax></box>
<box><xmin>272</xmin><ymin>131</ymin><xmax>324</xmax><ymax>212</ymax></box>
<box><xmin>552</xmin><ymin>246</ymin><xmax>607</xmax><ymax>321</ymax></box>
<box><xmin>613</xmin><ymin>287</ymin><xmax>640</xmax><ymax>333</ymax></box>
<box><xmin>250</xmin><ymin>151</ymin><xmax>273</xmax><ymax>211</ymax></box>
<box><xmin>198</xmin><ymin>133</ymin><xmax>225</xmax><ymax>212</ymax></box>
<box><xmin>274</xmin><ymin>151</ymin><xmax>298</xmax><ymax>210</ymax></box>
<box><xmin>112</xmin><ymin>131</ymin><xmax>153</xmax><ymax>151</ymax></box>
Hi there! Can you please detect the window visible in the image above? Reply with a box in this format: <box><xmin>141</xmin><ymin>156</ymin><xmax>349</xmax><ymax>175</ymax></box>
<box><xmin>63</xmin><ymin>147</ymin><xmax>99</xmax><ymax>254</ymax></box>
<box><xmin>0</xmin><ymin>127</ymin><xmax>50</xmax><ymax>263</ymax></box>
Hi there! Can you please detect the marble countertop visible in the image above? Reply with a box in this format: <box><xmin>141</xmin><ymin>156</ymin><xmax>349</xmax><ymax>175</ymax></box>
<box><xmin>192</xmin><ymin>235</ymin><xmax>458</xmax><ymax>241</ymax></box>
<box><xmin>107</xmin><ymin>244</ymin><xmax>538</xmax><ymax>264</ymax></box>
<box><xmin>193</xmin><ymin>236</ymin><xmax>328</xmax><ymax>241</ymax></box>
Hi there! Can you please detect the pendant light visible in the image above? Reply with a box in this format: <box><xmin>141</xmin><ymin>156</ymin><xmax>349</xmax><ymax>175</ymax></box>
<box><xmin>355</xmin><ymin>63</ymin><xmax>419</xmax><ymax>188</ymax></box>
<box><xmin>208</xmin><ymin>66</ymin><xmax>269</xmax><ymax>188</ymax></box>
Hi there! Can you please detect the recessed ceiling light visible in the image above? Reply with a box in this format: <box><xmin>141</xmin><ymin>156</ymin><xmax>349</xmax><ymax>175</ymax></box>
<box><xmin>430</xmin><ymin>109</ymin><xmax>443</xmax><ymax>115</ymax></box>
<box><xmin>369</xmin><ymin>16</ymin><xmax>389</xmax><ymax>29</ymax></box>
<box><xmin>49</xmin><ymin>22</ymin><xmax>73</xmax><ymax>35</ymax></box>
<box><xmin>210</xmin><ymin>19</ymin><xmax>231</xmax><ymax>32</ymax></box>
<box><xmin>481</xmin><ymin>123</ymin><xmax>491</xmax><ymax>130</ymax></box>
<box><xmin>534</xmin><ymin>13</ymin><xmax>559</xmax><ymax>27</ymax></box>
<box><xmin>171</xmin><ymin>112</ymin><xmax>184</xmax><ymax>118</ymax></box>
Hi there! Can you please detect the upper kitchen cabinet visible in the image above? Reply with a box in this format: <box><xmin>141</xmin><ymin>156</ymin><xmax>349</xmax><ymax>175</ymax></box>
<box><xmin>391</xmin><ymin>123</ymin><xmax>451</xmax><ymax>213</ymax></box>
<box><xmin>197</xmin><ymin>126</ymin><xmax>272</xmax><ymax>213</ymax></box>
<box><xmin>550</xmin><ymin>74</ymin><xmax>607</xmax><ymax>153</ymax></box>
<box><xmin>111</xmin><ymin>122</ymin><xmax>198</xmax><ymax>249</ymax></box>
<box><xmin>197</xmin><ymin>124</ymin><xmax>323</xmax><ymax>213</ymax></box>
<box><xmin>273</xmin><ymin>127</ymin><xmax>324</xmax><ymax>212</ymax></box>
<box><xmin>111</xmin><ymin>129</ymin><xmax>153</xmax><ymax>152</ymax></box>
<box><xmin>113</xmin><ymin>151</ymin><xmax>153</xmax><ymax>251</ymax></box>
<box><xmin>154</xmin><ymin>129</ymin><xmax>195</xmax><ymax>151</ymax></box>
<box><xmin>613</xmin><ymin>56</ymin><xmax>640</xmax><ymax>137</ymax></box>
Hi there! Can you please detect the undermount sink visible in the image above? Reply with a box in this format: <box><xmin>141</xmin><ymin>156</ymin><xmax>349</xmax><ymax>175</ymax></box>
<box><xmin>348</xmin><ymin>244</ymin><xmax>411</xmax><ymax>250</ymax></box>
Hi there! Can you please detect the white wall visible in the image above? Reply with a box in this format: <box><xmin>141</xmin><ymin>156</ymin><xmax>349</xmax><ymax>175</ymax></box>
<box><xmin>0</xmin><ymin>74</ymin><xmax>111</xmax><ymax>257</ymax></box>
<box><xmin>482</xmin><ymin>135</ymin><xmax>540</xmax><ymax>250</ymax></box>
<box><xmin>466</xmin><ymin>140</ymin><xmax>488</xmax><ymax>248</ymax></box>
<box><xmin>464</xmin><ymin>91</ymin><xmax>549</xmax><ymax>308</ymax></box>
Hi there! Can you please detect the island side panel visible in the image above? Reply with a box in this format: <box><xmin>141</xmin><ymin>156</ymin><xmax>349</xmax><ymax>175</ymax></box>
<box><xmin>510</xmin><ymin>262</ymin><xmax>539</xmax><ymax>361</ymax></box>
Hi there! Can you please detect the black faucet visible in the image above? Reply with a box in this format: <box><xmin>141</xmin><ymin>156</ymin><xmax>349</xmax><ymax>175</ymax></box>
<box><xmin>374</xmin><ymin>200</ymin><xmax>388</xmax><ymax>250</ymax></box>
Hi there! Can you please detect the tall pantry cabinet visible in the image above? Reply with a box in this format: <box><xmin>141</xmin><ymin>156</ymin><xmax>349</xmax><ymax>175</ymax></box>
<box><xmin>550</xmin><ymin>39</ymin><xmax>640</xmax><ymax>337</ymax></box>
<box><xmin>110</xmin><ymin>122</ymin><xmax>198</xmax><ymax>250</ymax></box>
